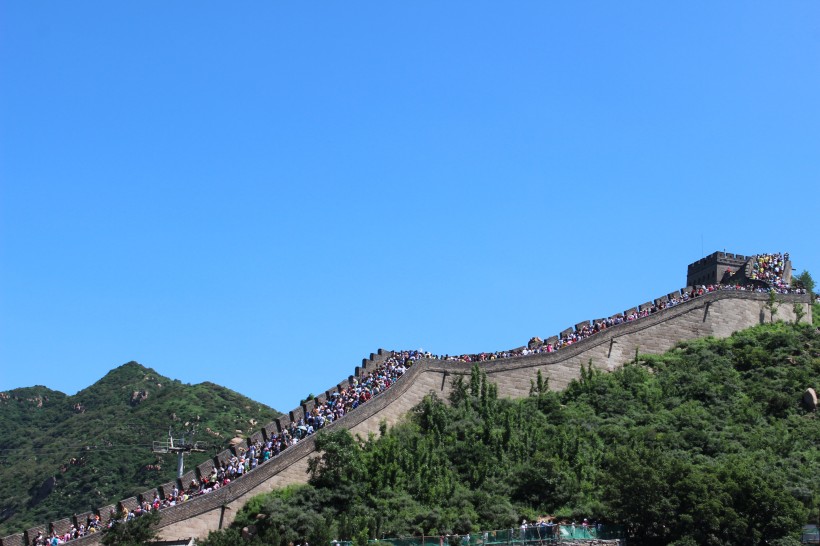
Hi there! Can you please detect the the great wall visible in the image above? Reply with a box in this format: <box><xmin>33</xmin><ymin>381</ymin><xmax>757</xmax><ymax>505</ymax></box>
<box><xmin>2</xmin><ymin>255</ymin><xmax>813</xmax><ymax>546</ymax></box>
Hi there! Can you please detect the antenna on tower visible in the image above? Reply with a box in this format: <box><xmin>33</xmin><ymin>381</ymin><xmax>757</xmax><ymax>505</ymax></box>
<box><xmin>152</xmin><ymin>426</ymin><xmax>206</xmax><ymax>478</ymax></box>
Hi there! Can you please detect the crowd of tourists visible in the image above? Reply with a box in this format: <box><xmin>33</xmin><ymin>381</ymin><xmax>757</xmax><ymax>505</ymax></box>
<box><xmin>749</xmin><ymin>252</ymin><xmax>790</xmax><ymax>289</ymax></box>
<box><xmin>190</xmin><ymin>351</ymin><xmax>425</xmax><ymax>495</ymax></box>
<box><xmin>32</xmin><ymin>491</ymin><xmax>189</xmax><ymax>545</ymax></box>
<box><xmin>431</xmin><ymin>254</ymin><xmax>805</xmax><ymax>364</ymax></box>
<box><xmin>29</xmin><ymin>253</ymin><xmax>809</xmax><ymax>543</ymax></box>
<box><xmin>30</xmin><ymin>519</ymin><xmax>100</xmax><ymax>546</ymax></box>
<box><xmin>28</xmin><ymin>351</ymin><xmax>425</xmax><ymax>544</ymax></box>
<box><xmin>183</xmin><ymin>351</ymin><xmax>425</xmax><ymax>499</ymax></box>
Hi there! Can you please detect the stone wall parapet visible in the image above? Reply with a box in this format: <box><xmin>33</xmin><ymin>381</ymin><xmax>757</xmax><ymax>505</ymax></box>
<box><xmin>687</xmin><ymin>251</ymin><xmax>750</xmax><ymax>272</ymax></box>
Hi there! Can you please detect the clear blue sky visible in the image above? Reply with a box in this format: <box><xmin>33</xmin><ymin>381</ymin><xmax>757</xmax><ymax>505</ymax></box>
<box><xmin>2</xmin><ymin>2</ymin><xmax>818</xmax><ymax>414</ymax></box>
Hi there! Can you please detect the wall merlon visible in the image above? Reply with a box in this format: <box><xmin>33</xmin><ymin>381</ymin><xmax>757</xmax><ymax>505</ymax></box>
<box><xmin>197</xmin><ymin>459</ymin><xmax>215</xmax><ymax>479</ymax></box>
<box><xmin>97</xmin><ymin>504</ymin><xmax>116</xmax><ymax>521</ymax></box>
<box><xmin>139</xmin><ymin>488</ymin><xmax>158</xmax><ymax>504</ymax></box>
<box><xmin>263</xmin><ymin>422</ymin><xmax>279</xmax><ymax>438</ymax></box>
<box><xmin>24</xmin><ymin>526</ymin><xmax>46</xmax><ymax>546</ymax></box>
<box><xmin>574</xmin><ymin>321</ymin><xmax>590</xmax><ymax>332</ymax></box>
<box><xmin>74</xmin><ymin>512</ymin><xmax>94</xmax><ymax>528</ymax></box>
<box><xmin>50</xmin><ymin>518</ymin><xmax>73</xmax><ymax>535</ymax></box>
<box><xmin>215</xmin><ymin>449</ymin><xmax>232</xmax><ymax>466</ymax></box>
<box><xmin>159</xmin><ymin>482</ymin><xmax>177</xmax><ymax>499</ymax></box>
<box><xmin>180</xmin><ymin>471</ymin><xmax>197</xmax><ymax>489</ymax></box>
<box><xmin>560</xmin><ymin>328</ymin><xmax>573</xmax><ymax>338</ymax></box>
<box><xmin>624</xmin><ymin>307</ymin><xmax>638</xmax><ymax>316</ymax></box>
<box><xmin>119</xmin><ymin>497</ymin><xmax>139</xmax><ymax>512</ymax></box>
<box><xmin>288</xmin><ymin>407</ymin><xmax>304</xmax><ymax>424</ymax></box>
<box><xmin>276</xmin><ymin>415</ymin><xmax>291</xmax><ymax>431</ymax></box>
<box><xmin>301</xmin><ymin>399</ymin><xmax>316</xmax><ymax>416</ymax></box>
<box><xmin>1</xmin><ymin>533</ymin><xmax>25</xmax><ymax>546</ymax></box>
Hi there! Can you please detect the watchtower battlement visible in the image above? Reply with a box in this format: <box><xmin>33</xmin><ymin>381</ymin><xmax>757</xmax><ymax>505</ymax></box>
<box><xmin>686</xmin><ymin>251</ymin><xmax>792</xmax><ymax>288</ymax></box>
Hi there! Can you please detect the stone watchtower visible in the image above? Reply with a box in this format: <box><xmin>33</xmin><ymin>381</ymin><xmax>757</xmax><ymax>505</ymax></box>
<box><xmin>686</xmin><ymin>251</ymin><xmax>792</xmax><ymax>287</ymax></box>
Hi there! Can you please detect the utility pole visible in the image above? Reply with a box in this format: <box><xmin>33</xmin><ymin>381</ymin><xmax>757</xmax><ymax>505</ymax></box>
<box><xmin>152</xmin><ymin>427</ymin><xmax>206</xmax><ymax>478</ymax></box>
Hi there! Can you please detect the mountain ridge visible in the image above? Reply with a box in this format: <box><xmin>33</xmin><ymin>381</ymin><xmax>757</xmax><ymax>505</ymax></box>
<box><xmin>0</xmin><ymin>362</ymin><xmax>282</xmax><ymax>536</ymax></box>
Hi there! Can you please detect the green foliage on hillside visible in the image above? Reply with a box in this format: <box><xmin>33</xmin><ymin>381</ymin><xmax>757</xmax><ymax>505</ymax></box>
<box><xmin>201</xmin><ymin>322</ymin><xmax>820</xmax><ymax>546</ymax></box>
<box><xmin>100</xmin><ymin>509</ymin><xmax>160</xmax><ymax>546</ymax></box>
<box><xmin>0</xmin><ymin>362</ymin><xmax>281</xmax><ymax>537</ymax></box>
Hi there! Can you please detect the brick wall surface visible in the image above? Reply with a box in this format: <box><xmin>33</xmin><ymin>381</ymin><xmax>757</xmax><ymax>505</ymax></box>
<box><xmin>211</xmin><ymin>452</ymin><xmax>228</xmax><ymax>471</ymax></box>
<box><xmin>180</xmin><ymin>471</ymin><xmax>197</xmax><ymax>490</ymax></box>
<box><xmin>197</xmin><ymin>459</ymin><xmax>215</xmax><ymax>480</ymax></box>
<box><xmin>50</xmin><ymin>519</ymin><xmax>73</xmax><ymax>536</ymax></box>
<box><xmin>23</xmin><ymin>527</ymin><xmax>46</xmax><ymax>546</ymax></box>
<box><xmin>158</xmin><ymin>482</ymin><xmax>177</xmax><ymax>500</ymax></box>
<box><xmin>0</xmin><ymin>534</ymin><xmax>25</xmax><ymax>546</ymax></box>
<box><xmin>74</xmin><ymin>512</ymin><xmax>95</xmax><ymax>528</ymax></box>
<box><xmin>97</xmin><ymin>504</ymin><xmax>116</xmax><ymax>521</ymax></box>
<box><xmin>119</xmin><ymin>497</ymin><xmax>139</xmax><ymax>512</ymax></box>
<box><xmin>140</xmin><ymin>489</ymin><xmax>158</xmax><ymax>504</ymax></box>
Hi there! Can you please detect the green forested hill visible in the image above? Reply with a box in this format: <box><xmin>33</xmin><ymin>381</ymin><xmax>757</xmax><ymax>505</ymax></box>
<box><xmin>0</xmin><ymin>362</ymin><xmax>281</xmax><ymax>536</ymax></box>
<box><xmin>202</xmin><ymin>319</ymin><xmax>820</xmax><ymax>546</ymax></box>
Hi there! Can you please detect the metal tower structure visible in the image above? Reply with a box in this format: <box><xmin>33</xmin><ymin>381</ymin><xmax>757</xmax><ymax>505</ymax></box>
<box><xmin>152</xmin><ymin>427</ymin><xmax>207</xmax><ymax>478</ymax></box>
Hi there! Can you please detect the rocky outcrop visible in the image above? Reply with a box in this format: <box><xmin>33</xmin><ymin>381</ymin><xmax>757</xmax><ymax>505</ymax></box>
<box><xmin>129</xmin><ymin>390</ymin><xmax>149</xmax><ymax>406</ymax></box>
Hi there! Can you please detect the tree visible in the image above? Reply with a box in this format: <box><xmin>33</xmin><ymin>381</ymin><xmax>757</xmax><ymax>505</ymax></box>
<box><xmin>308</xmin><ymin>429</ymin><xmax>365</xmax><ymax>490</ymax></box>
<box><xmin>529</xmin><ymin>370</ymin><xmax>548</xmax><ymax>397</ymax></box>
<box><xmin>793</xmin><ymin>270</ymin><xmax>815</xmax><ymax>297</ymax></box>
<box><xmin>101</xmin><ymin>510</ymin><xmax>160</xmax><ymax>546</ymax></box>
<box><xmin>793</xmin><ymin>302</ymin><xmax>807</xmax><ymax>324</ymax></box>
<box><xmin>765</xmin><ymin>290</ymin><xmax>781</xmax><ymax>323</ymax></box>
<box><xmin>353</xmin><ymin>526</ymin><xmax>369</xmax><ymax>546</ymax></box>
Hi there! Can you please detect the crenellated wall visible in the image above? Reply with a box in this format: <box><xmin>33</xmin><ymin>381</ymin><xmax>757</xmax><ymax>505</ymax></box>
<box><xmin>686</xmin><ymin>251</ymin><xmax>793</xmax><ymax>288</ymax></box>
<box><xmin>1</xmin><ymin>290</ymin><xmax>811</xmax><ymax>546</ymax></box>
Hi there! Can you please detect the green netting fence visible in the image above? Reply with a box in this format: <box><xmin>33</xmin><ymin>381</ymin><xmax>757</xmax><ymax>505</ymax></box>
<box><xmin>334</xmin><ymin>524</ymin><xmax>625</xmax><ymax>546</ymax></box>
